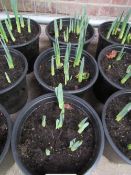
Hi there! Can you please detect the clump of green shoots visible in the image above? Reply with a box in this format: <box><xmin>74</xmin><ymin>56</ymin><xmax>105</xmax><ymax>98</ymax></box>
<box><xmin>1</xmin><ymin>0</ymin><xmax>12</xmax><ymax>30</ymax></box>
<box><xmin>106</xmin><ymin>9</ymin><xmax>131</xmax><ymax>44</ymax></box>
<box><xmin>11</xmin><ymin>0</ymin><xmax>21</xmax><ymax>33</ymax></box>
<box><xmin>69</xmin><ymin>138</ymin><xmax>83</xmax><ymax>152</ymax></box>
<box><xmin>0</xmin><ymin>0</ymin><xmax>31</xmax><ymax>44</ymax></box>
<box><xmin>64</xmin><ymin>27</ymin><xmax>69</xmax><ymax>42</ymax></box>
<box><xmin>53</xmin><ymin>7</ymin><xmax>88</xmax><ymax>43</ymax></box>
<box><xmin>55</xmin><ymin>83</ymin><xmax>65</xmax><ymax>129</ymax></box>
<box><xmin>40</xmin><ymin>83</ymin><xmax>91</xmax><ymax>156</ymax></box>
<box><xmin>51</xmin><ymin>34</ymin><xmax>89</xmax><ymax>84</ymax></box>
<box><xmin>76</xmin><ymin>57</ymin><xmax>90</xmax><ymax>83</ymax></box>
<box><xmin>115</xmin><ymin>102</ymin><xmax>131</xmax><ymax>122</ymax></box>
<box><xmin>121</xmin><ymin>65</ymin><xmax>131</xmax><ymax>84</ymax></box>
<box><xmin>78</xmin><ymin>117</ymin><xmax>89</xmax><ymax>134</ymax></box>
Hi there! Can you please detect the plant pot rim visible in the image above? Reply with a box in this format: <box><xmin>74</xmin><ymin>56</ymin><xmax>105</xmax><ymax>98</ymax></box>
<box><xmin>98</xmin><ymin>21</ymin><xmax>131</xmax><ymax>46</ymax></box>
<box><xmin>98</xmin><ymin>44</ymin><xmax>131</xmax><ymax>90</ymax></box>
<box><xmin>102</xmin><ymin>89</ymin><xmax>131</xmax><ymax>164</ymax></box>
<box><xmin>11</xmin><ymin>93</ymin><xmax>104</xmax><ymax>175</ymax></box>
<box><xmin>1</xmin><ymin>17</ymin><xmax>41</xmax><ymax>48</ymax></box>
<box><xmin>34</xmin><ymin>46</ymin><xmax>99</xmax><ymax>94</ymax></box>
<box><xmin>45</xmin><ymin>17</ymin><xmax>95</xmax><ymax>46</ymax></box>
<box><xmin>0</xmin><ymin>48</ymin><xmax>28</xmax><ymax>95</ymax></box>
<box><xmin>0</xmin><ymin>104</ymin><xmax>12</xmax><ymax>164</ymax></box>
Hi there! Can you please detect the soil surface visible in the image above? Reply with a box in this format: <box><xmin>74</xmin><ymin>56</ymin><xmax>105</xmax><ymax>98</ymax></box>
<box><xmin>0</xmin><ymin>112</ymin><xmax>8</xmax><ymax>155</ymax></box>
<box><xmin>18</xmin><ymin>101</ymin><xmax>97</xmax><ymax>175</ymax></box>
<box><xmin>2</xmin><ymin>19</ymin><xmax>38</xmax><ymax>45</ymax></box>
<box><xmin>102</xmin><ymin>26</ymin><xmax>131</xmax><ymax>45</ymax></box>
<box><xmin>105</xmin><ymin>93</ymin><xmax>131</xmax><ymax>160</ymax></box>
<box><xmin>101</xmin><ymin>50</ymin><xmax>131</xmax><ymax>88</ymax></box>
<box><xmin>39</xmin><ymin>57</ymin><xmax>93</xmax><ymax>91</ymax></box>
<box><xmin>0</xmin><ymin>53</ymin><xmax>25</xmax><ymax>90</ymax></box>
<box><xmin>49</xmin><ymin>24</ymin><xmax>92</xmax><ymax>43</ymax></box>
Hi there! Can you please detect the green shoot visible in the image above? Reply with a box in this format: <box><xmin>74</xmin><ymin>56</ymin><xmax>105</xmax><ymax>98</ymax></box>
<box><xmin>64</xmin><ymin>43</ymin><xmax>71</xmax><ymax>85</ymax></box>
<box><xmin>53</xmin><ymin>39</ymin><xmax>63</xmax><ymax>69</ymax></box>
<box><xmin>119</xmin><ymin>9</ymin><xmax>131</xmax><ymax>39</ymax></box>
<box><xmin>0</xmin><ymin>21</ymin><xmax>8</xmax><ymax>43</ymax></box>
<box><xmin>78</xmin><ymin>117</ymin><xmax>89</xmax><ymax>134</ymax></box>
<box><xmin>45</xmin><ymin>148</ymin><xmax>51</xmax><ymax>156</ymax></box>
<box><xmin>121</xmin><ymin>65</ymin><xmax>131</xmax><ymax>84</ymax></box>
<box><xmin>55</xmin><ymin>83</ymin><xmax>64</xmax><ymax>111</ymax></box>
<box><xmin>113</xmin><ymin>11</ymin><xmax>124</xmax><ymax>35</ymax></box>
<box><xmin>115</xmin><ymin>102</ymin><xmax>131</xmax><ymax>122</ymax></box>
<box><xmin>5</xmin><ymin>72</ymin><xmax>11</xmax><ymax>83</ymax></box>
<box><xmin>121</xmin><ymin>24</ymin><xmax>131</xmax><ymax>44</ymax></box>
<box><xmin>59</xmin><ymin>18</ymin><xmax>63</xmax><ymax>31</ymax></box>
<box><xmin>76</xmin><ymin>20</ymin><xmax>80</xmax><ymax>35</ymax></box>
<box><xmin>127</xmin><ymin>33</ymin><xmax>131</xmax><ymax>44</ymax></box>
<box><xmin>116</xmin><ymin>46</ymin><xmax>125</xmax><ymax>61</ymax></box>
<box><xmin>4</xmin><ymin>19</ymin><xmax>16</xmax><ymax>42</ymax></box>
<box><xmin>127</xmin><ymin>144</ymin><xmax>131</xmax><ymax>150</ymax></box>
<box><xmin>76</xmin><ymin>57</ymin><xmax>90</xmax><ymax>83</ymax></box>
<box><xmin>0</xmin><ymin>39</ymin><xmax>14</xmax><ymax>69</ymax></box>
<box><xmin>20</xmin><ymin>14</ymin><xmax>25</xmax><ymax>28</ymax></box>
<box><xmin>51</xmin><ymin>56</ymin><xmax>55</xmax><ymax>76</ymax></box>
<box><xmin>69</xmin><ymin>138</ymin><xmax>83</xmax><ymax>152</ymax></box>
<box><xmin>42</xmin><ymin>115</ymin><xmax>46</xmax><ymax>127</ymax></box>
<box><xmin>73</xmin><ymin>32</ymin><xmax>84</xmax><ymax>67</ymax></box>
<box><xmin>1</xmin><ymin>0</ymin><xmax>12</xmax><ymax>30</ymax></box>
<box><xmin>64</xmin><ymin>27</ymin><xmax>69</xmax><ymax>42</ymax></box>
<box><xmin>56</xmin><ymin>110</ymin><xmax>64</xmax><ymax>129</ymax></box>
<box><xmin>11</xmin><ymin>0</ymin><xmax>21</xmax><ymax>33</ymax></box>
<box><xmin>54</xmin><ymin>19</ymin><xmax>59</xmax><ymax>38</ymax></box>
<box><xmin>106</xmin><ymin>19</ymin><xmax>118</xmax><ymax>39</ymax></box>
<box><xmin>69</xmin><ymin>19</ymin><xmax>73</xmax><ymax>33</ymax></box>
<box><xmin>27</xmin><ymin>17</ymin><xmax>31</xmax><ymax>33</ymax></box>
<box><xmin>112</xmin><ymin>17</ymin><xmax>119</xmax><ymax>35</ymax></box>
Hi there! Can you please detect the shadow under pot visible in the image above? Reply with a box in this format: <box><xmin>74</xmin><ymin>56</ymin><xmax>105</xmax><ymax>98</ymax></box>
<box><xmin>34</xmin><ymin>47</ymin><xmax>98</xmax><ymax>98</ymax></box>
<box><xmin>102</xmin><ymin>90</ymin><xmax>131</xmax><ymax>164</ymax></box>
<box><xmin>0</xmin><ymin>48</ymin><xmax>28</xmax><ymax>114</ymax></box>
<box><xmin>11</xmin><ymin>93</ymin><xmax>104</xmax><ymax>175</ymax></box>
<box><xmin>45</xmin><ymin>18</ymin><xmax>94</xmax><ymax>50</ymax></box>
<box><xmin>0</xmin><ymin>104</ymin><xmax>12</xmax><ymax>165</ymax></box>
<box><xmin>1</xmin><ymin>17</ymin><xmax>41</xmax><ymax>73</ymax></box>
<box><xmin>96</xmin><ymin>21</ymin><xmax>131</xmax><ymax>58</ymax></box>
<box><xmin>93</xmin><ymin>44</ymin><xmax>131</xmax><ymax>103</ymax></box>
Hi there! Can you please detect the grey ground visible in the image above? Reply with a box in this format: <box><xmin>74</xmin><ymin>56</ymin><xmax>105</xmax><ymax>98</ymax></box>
<box><xmin>0</xmin><ymin>26</ymin><xmax>131</xmax><ymax>175</ymax></box>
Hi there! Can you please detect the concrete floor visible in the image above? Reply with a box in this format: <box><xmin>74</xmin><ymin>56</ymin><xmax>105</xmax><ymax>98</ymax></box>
<box><xmin>0</xmin><ymin>26</ymin><xmax>131</xmax><ymax>175</ymax></box>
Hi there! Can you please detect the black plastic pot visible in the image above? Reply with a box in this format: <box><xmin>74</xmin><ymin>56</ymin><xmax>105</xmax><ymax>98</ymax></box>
<box><xmin>34</xmin><ymin>47</ymin><xmax>98</xmax><ymax>97</ymax></box>
<box><xmin>93</xmin><ymin>44</ymin><xmax>131</xmax><ymax>103</ymax></box>
<box><xmin>1</xmin><ymin>18</ymin><xmax>41</xmax><ymax>73</ymax></box>
<box><xmin>96</xmin><ymin>21</ymin><xmax>131</xmax><ymax>58</ymax></box>
<box><xmin>0</xmin><ymin>104</ymin><xmax>12</xmax><ymax>165</ymax></box>
<box><xmin>11</xmin><ymin>93</ymin><xmax>104</xmax><ymax>175</ymax></box>
<box><xmin>102</xmin><ymin>90</ymin><xmax>131</xmax><ymax>164</ymax></box>
<box><xmin>0</xmin><ymin>48</ymin><xmax>28</xmax><ymax>114</ymax></box>
<box><xmin>45</xmin><ymin>18</ymin><xmax>94</xmax><ymax>50</ymax></box>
